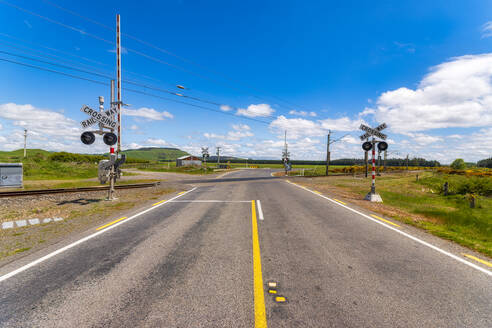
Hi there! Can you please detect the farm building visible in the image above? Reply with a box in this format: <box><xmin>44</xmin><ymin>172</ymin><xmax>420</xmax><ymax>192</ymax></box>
<box><xmin>176</xmin><ymin>155</ymin><xmax>202</xmax><ymax>167</ymax></box>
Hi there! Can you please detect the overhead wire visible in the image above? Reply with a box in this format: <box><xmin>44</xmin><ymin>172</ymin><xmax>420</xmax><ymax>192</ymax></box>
<box><xmin>4</xmin><ymin>0</ymin><xmax>305</xmax><ymax>113</ymax></box>
<box><xmin>0</xmin><ymin>48</ymin><xmax>269</xmax><ymax>117</ymax></box>
<box><xmin>42</xmin><ymin>0</ymin><xmax>310</xmax><ymax>112</ymax></box>
<box><xmin>0</xmin><ymin>56</ymin><xmax>272</xmax><ymax>125</ymax></box>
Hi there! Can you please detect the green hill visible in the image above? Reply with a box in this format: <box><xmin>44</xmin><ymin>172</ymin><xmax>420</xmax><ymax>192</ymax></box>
<box><xmin>0</xmin><ymin>149</ymin><xmax>51</xmax><ymax>162</ymax></box>
<box><xmin>120</xmin><ymin>147</ymin><xmax>189</xmax><ymax>162</ymax></box>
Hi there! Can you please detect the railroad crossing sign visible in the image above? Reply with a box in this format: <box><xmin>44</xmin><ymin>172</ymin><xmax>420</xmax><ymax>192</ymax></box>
<box><xmin>80</xmin><ymin>105</ymin><xmax>118</xmax><ymax>129</ymax></box>
<box><xmin>359</xmin><ymin>123</ymin><xmax>387</xmax><ymax>140</ymax></box>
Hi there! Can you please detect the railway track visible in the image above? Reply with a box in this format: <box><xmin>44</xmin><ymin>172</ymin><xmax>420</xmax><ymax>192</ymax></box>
<box><xmin>0</xmin><ymin>182</ymin><xmax>160</xmax><ymax>198</ymax></box>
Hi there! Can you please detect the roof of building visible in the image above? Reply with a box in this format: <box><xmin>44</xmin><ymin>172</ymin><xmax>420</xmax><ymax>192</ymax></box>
<box><xmin>177</xmin><ymin>155</ymin><xmax>200</xmax><ymax>160</ymax></box>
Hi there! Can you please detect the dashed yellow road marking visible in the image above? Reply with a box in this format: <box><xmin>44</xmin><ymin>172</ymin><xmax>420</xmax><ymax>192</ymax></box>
<box><xmin>313</xmin><ymin>190</ymin><xmax>322</xmax><ymax>195</ymax></box>
<box><xmin>178</xmin><ymin>191</ymin><xmax>186</xmax><ymax>195</ymax></box>
<box><xmin>275</xmin><ymin>296</ymin><xmax>286</xmax><ymax>303</ymax></box>
<box><xmin>268</xmin><ymin>290</ymin><xmax>277</xmax><ymax>294</ymax></box>
<box><xmin>333</xmin><ymin>198</ymin><xmax>347</xmax><ymax>205</ymax></box>
<box><xmin>251</xmin><ymin>200</ymin><xmax>267</xmax><ymax>328</ymax></box>
<box><xmin>152</xmin><ymin>200</ymin><xmax>167</xmax><ymax>206</ymax></box>
<box><xmin>96</xmin><ymin>217</ymin><xmax>127</xmax><ymax>231</ymax></box>
<box><xmin>370</xmin><ymin>214</ymin><xmax>400</xmax><ymax>227</ymax></box>
<box><xmin>463</xmin><ymin>254</ymin><xmax>492</xmax><ymax>268</ymax></box>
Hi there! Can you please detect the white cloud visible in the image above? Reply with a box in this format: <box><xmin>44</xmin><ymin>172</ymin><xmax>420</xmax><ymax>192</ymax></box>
<box><xmin>371</xmin><ymin>53</ymin><xmax>492</xmax><ymax>132</ymax></box>
<box><xmin>220</xmin><ymin>105</ymin><xmax>233</xmax><ymax>112</ymax></box>
<box><xmin>289</xmin><ymin>110</ymin><xmax>317</xmax><ymax>117</ymax></box>
<box><xmin>270</xmin><ymin>115</ymin><xmax>364</xmax><ymax>139</ymax></box>
<box><xmin>146</xmin><ymin>138</ymin><xmax>171</xmax><ymax>146</ymax></box>
<box><xmin>0</xmin><ymin>103</ymin><xmax>80</xmax><ymax>140</ymax></box>
<box><xmin>237</xmin><ymin>104</ymin><xmax>274</xmax><ymax>117</ymax></box>
<box><xmin>123</xmin><ymin>107</ymin><xmax>173</xmax><ymax>121</ymax></box>
<box><xmin>130</xmin><ymin>124</ymin><xmax>139</xmax><ymax>130</ymax></box>
<box><xmin>23</xmin><ymin>20</ymin><xmax>32</xmax><ymax>29</ymax></box>
<box><xmin>0</xmin><ymin>122</ymin><xmax>2</xmax><ymax>129</ymax></box>
<box><xmin>482</xmin><ymin>21</ymin><xmax>492</xmax><ymax>38</ymax></box>
<box><xmin>204</xmin><ymin>124</ymin><xmax>254</xmax><ymax>141</ymax></box>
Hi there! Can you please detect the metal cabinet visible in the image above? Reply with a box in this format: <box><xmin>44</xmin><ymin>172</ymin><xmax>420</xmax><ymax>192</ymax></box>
<box><xmin>0</xmin><ymin>163</ymin><xmax>23</xmax><ymax>188</ymax></box>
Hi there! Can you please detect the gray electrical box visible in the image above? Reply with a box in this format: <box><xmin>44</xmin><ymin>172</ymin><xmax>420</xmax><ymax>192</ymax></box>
<box><xmin>0</xmin><ymin>163</ymin><xmax>23</xmax><ymax>188</ymax></box>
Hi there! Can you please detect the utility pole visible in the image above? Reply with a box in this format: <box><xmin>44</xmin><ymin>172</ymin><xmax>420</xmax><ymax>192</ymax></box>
<box><xmin>325</xmin><ymin>131</ymin><xmax>331</xmax><ymax>176</ymax></box>
<box><xmin>116</xmin><ymin>14</ymin><xmax>122</xmax><ymax>155</ymax></box>
<box><xmin>23</xmin><ymin>129</ymin><xmax>27</xmax><ymax>158</ymax></box>
<box><xmin>216</xmin><ymin>147</ymin><xmax>221</xmax><ymax>166</ymax></box>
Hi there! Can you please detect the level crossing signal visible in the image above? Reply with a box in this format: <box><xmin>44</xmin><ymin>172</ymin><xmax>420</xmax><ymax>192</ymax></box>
<box><xmin>81</xmin><ymin>131</ymin><xmax>96</xmax><ymax>145</ymax></box>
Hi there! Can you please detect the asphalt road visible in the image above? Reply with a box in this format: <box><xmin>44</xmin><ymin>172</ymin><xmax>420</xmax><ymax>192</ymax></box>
<box><xmin>0</xmin><ymin>169</ymin><xmax>490</xmax><ymax>327</ymax></box>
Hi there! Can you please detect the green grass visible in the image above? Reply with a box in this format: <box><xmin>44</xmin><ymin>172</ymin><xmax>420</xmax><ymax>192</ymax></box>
<box><xmin>137</xmin><ymin>165</ymin><xmax>215</xmax><ymax>175</ymax></box>
<box><xmin>120</xmin><ymin>147</ymin><xmax>189</xmax><ymax>161</ymax></box>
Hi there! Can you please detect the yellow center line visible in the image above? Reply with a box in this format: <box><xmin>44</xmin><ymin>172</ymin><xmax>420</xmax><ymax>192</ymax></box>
<box><xmin>96</xmin><ymin>217</ymin><xmax>127</xmax><ymax>231</ymax></box>
<box><xmin>178</xmin><ymin>191</ymin><xmax>186</xmax><ymax>195</ymax></box>
<box><xmin>313</xmin><ymin>190</ymin><xmax>322</xmax><ymax>195</ymax></box>
<box><xmin>370</xmin><ymin>214</ymin><xmax>400</xmax><ymax>227</ymax></box>
<box><xmin>152</xmin><ymin>200</ymin><xmax>167</xmax><ymax>206</ymax></box>
<box><xmin>333</xmin><ymin>198</ymin><xmax>347</xmax><ymax>205</ymax></box>
<box><xmin>252</xmin><ymin>200</ymin><xmax>268</xmax><ymax>328</ymax></box>
<box><xmin>463</xmin><ymin>254</ymin><xmax>492</xmax><ymax>268</ymax></box>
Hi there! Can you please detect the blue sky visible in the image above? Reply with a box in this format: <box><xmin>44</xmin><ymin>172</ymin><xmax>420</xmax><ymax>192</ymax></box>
<box><xmin>1</xmin><ymin>0</ymin><xmax>492</xmax><ymax>163</ymax></box>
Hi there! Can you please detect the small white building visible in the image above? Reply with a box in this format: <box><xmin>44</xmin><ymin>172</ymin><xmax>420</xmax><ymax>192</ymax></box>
<box><xmin>176</xmin><ymin>155</ymin><xmax>202</xmax><ymax>167</ymax></box>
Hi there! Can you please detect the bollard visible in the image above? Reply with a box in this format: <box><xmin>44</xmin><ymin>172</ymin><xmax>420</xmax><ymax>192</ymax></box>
<box><xmin>443</xmin><ymin>182</ymin><xmax>449</xmax><ymax>196</ymax></box>
<box><xmin>470</xmin><ymin>194</ymin><xmax>475</xmax><ymax>208</ymax></box>
<box><xmin>416</xmin><ymin>174</ymin><xmax>419</xmax><ymax>181</ymax></box>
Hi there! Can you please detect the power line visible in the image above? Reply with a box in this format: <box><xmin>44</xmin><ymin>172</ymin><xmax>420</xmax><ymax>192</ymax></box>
<box><xmin>0</xmin><ymin>32</ymin><xmax>173</xmax><ymax>86</ymax></box>
<box><xmin>7</xmin><ymin>0</ymin><xmax>305</xmax><ymax>113</ymax></box>
<box><xmin>0</xmin><ymin>57</ymin><xmax>271</xmax><ymax>125</ymax></box>
<box><xmin>0</xmin><ymin>47</ymin><xmax>278</xmax><ymax>120</ymax></box>
<box><xmin>42</xmin><ymin>0</ymin><xmax>310</xmax><ymax>112</ymax></box>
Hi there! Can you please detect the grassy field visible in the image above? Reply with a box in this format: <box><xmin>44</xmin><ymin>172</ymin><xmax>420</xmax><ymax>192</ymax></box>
<box><xmin>298</xmin><ymin>171</ymin><xmax>492</xmax><ymax>257</ymax></box>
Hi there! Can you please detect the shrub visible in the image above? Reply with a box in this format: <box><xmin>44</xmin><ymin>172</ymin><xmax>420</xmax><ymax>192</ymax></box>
<box><xmin>450</xmin><ymin>158</ymin><xmax>466</xmax><ymax>170</ymax></box>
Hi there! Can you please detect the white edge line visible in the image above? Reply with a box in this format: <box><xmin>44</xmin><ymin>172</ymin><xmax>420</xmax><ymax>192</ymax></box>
<box><xmin>169</xmin><ymin>200</ymin><xmax>250</xmax><ymax>203</ymax></box>
<box><xmin>0</xmin><ymin>187</ymin><xmax>198</xmax><ymax>283</ymax></box>
<box><xmin>256</xmin><ymin>200</ymin><xmax>264</xmax><ymax>221</ymax></box>
<box><xmin>285</xmin><ymin>180</ymin><xmax>492</xmax><ymax>277</ymax></box>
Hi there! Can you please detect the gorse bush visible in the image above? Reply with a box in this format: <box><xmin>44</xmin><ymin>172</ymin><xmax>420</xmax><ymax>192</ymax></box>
<box><xmin>419</xmin><ymin>174</ymin><xmax>492</xmax><ymax>197</ymax></box>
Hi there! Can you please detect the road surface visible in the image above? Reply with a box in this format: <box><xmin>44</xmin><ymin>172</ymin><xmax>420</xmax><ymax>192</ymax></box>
<box><xmin>0</xmin><ymin>169</ymin><xmax>490</xmax><ymax>327</ymax></box>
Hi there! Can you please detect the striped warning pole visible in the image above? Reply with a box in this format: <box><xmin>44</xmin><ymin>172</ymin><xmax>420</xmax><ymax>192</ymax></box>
<box><xmin>116</xmin><ymin>14</ymin><xmax>122</xmax><ymax>154</ymax></box>
<box><xmin>371</xmin><ymin>137</ymin><xmax>376</xmax><ymax>194</ymax></box>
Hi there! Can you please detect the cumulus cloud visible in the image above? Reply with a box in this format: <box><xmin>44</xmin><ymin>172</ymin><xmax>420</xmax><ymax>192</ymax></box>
<box><xmin>146</xmin><ymin>138</ymin><xmax>171</xmax><ymax>146</ymax></box>
<box><xmin>220</xmin><ymin>105</ymin><xmax>232</xmax><ymax>112</ymax></box>
<box><xmin>123</xmin><ymin>107</ymin><xmax>173</xmax><ymax>121</ymax></box>
<box><xmin>482</xmin><ymin>22</ymin><xmax>492</xmax><ymax>38</ymax></box>
<box><xmin>270</xmin><ymin>115</ymin><xmax>364</xmax><ymax>139</ymax></box>
<box><xmin>0</xmin><ymin>103</ymin><xmax>80</xmax><ymax>140</ymax></box>
<box><xmin>371</xmin><ymin>53</ymin><xmax>492</xmax><ymax>132</ymax></box>
<box><xmin>289</xmin><ymin>110</ymin><xmax>317</xmax><ymax>117</ymax></box>
<box><xmin>204</xmin><ymin>124</ymin><xmax>254</xmax><ymax>141</ymax></box>
<box><xmin>237</xmin><ymin>104</ymin><xmax>274</xmax><ymax>117</ymax></box>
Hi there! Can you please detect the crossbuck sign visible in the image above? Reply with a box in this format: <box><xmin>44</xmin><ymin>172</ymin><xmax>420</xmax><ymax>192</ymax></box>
<box><xmin>80</xmin><ymin>105</ymin><xmax>118</xmax><ymax>129</ymax></box>
<box><xmin>359</xmin><ymin>123</ymin><xmax>387</xmax><ymax>140</ymax></box>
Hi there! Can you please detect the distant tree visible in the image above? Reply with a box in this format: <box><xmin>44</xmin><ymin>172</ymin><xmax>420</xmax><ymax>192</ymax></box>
<box><xmin>450</xmin><ymin>158</ymin><xmax>466</xmax><ymax>170</ymax></box>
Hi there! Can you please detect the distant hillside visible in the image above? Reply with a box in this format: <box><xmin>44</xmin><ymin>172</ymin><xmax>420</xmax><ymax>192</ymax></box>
<box><xmin>0</xmin><ymin>149</ymin><xmax>51</xmax><ymax>162</ymax></box>
<box><xmin>120</xmin><ymin>147</ymin><xmax>189</xmax><ymax>161</ymax></box>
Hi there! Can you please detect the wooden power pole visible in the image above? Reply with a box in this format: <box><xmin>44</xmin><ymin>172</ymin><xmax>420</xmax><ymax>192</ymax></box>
<box><xmin>325</xmin><ymin>131</ymin><xmax>331</xmax><ymax>176</ymax></box>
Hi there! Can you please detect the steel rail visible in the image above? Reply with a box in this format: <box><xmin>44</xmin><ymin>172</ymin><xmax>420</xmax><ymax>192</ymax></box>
<box><xmin>0</xmin><ymin>182</ymin><xmax>160</xmax><ymax>198</ymax></box>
